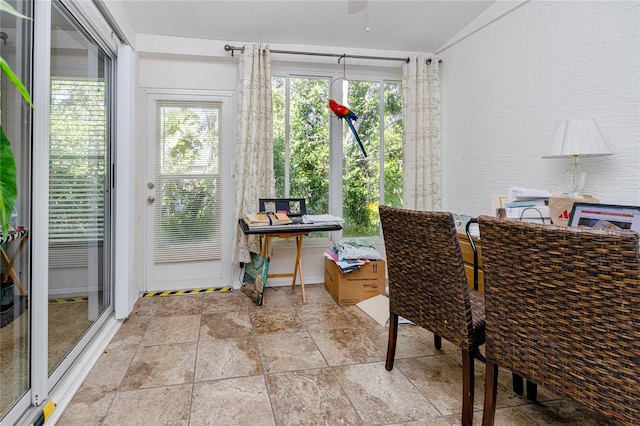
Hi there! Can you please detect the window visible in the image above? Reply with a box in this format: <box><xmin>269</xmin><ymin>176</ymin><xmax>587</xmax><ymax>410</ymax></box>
<box><xmin>49</xmin><ymin>79</ymin><xmax>106</xmax><ymax>244</ymax></box>
<box><xmin>272</xmin><ymin>70</ymin><xmax>403</xmax><ymax>238</ymax></box>
<box><xmin>154</xmin><ymin>100</ymin><xmax>222</xmax><ymax>262</ymax></box>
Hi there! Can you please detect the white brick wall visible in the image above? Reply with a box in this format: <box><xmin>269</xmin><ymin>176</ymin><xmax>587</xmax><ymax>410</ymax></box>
<box><xmin>440</xmin><ymin>1</ymin><xmax>639</xmax><ymax>215</ymax></box>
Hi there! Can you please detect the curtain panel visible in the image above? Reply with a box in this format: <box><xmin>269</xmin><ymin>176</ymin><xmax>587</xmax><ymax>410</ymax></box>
<box><xmin>232</xmin><ymin>43</ymin><xmax>274</xmax><ymax>264</ymax></box>
<box><xmin>402</xmin><ymin>55</ymin><xmax>442</xmax><ymax>211</ymax></box>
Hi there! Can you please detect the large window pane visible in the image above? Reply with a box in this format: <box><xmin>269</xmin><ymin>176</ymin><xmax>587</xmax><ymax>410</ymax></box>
<box><xmin>383</xmin><ymin>82</ymin><xmax>403</xmax><ymax>209</ymax></box>
<box><xmin>273</xmin><ymin>71</ymin><xmax>402</xmax><ymax>239</ymax></box>
<box><xmin>154</xmin><ymin>101</ymin><xmax>221</xmax><ymax>262</ymax></box>
<box><xmin>274</xmin><ymin>76</ymin><xmax>330</xmax><ymax>214</ymax></box>
<box><xmin>342</xmin><ymin>80</ymin><xmax>381</xmax><ymax>237</ymax></box>
<box><xmin>48</xmin><ymin>3</ymin><xmax>112</xmax><ymax>374</ymax></box>
<box><xmin>0</xmin><ymin>0</ymin><xmax>32</xmax><ymax>418</ymax></box>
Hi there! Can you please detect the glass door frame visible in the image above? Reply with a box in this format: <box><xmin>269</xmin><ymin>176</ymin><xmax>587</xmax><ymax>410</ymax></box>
<box><xmin>16</xmin><ymin>0</ymin><xmax>116</xmax><ymax>417</ymax></box>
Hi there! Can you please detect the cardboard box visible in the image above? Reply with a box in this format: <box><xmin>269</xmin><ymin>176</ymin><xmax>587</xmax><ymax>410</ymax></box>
<box><xmin>324</xmin><ymin>258</ymin><xmax>386</xmax><ymax>306</ymax></box>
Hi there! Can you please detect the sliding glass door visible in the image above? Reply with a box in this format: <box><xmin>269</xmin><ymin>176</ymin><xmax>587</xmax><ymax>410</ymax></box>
<box><xmin>0</xmin><ymin>0</ymin><xmax>33</xmax><ymax>418</ymax></box>
<box><xmin>1</xmin><ymin>0</ymin><xmax>116</xmax><ymax>422</ymax></box>
<box><xmin>47</xmin><ymin>0</ymin><xmax>113</xmax><ymax>374</ymax></box>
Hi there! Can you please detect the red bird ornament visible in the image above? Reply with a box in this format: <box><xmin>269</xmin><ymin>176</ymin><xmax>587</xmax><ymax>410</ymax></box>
<box><xmin>329</xmin><ymin>99</ymin><xmax>367</xmax><ymax>157</ymax></box>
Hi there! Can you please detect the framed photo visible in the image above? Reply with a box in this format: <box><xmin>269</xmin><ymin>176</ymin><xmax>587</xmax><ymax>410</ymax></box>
<box><xmin>241</xmin><ymin>252</ymin><xmax>270</xmax><ymax>306</ymax></box>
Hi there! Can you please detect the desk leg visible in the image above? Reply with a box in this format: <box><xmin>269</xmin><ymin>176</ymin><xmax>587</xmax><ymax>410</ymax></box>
<box><xmin>292</xmin><ymin>235</ymin><xmax>305</xmax><ymax>303</ymax></box>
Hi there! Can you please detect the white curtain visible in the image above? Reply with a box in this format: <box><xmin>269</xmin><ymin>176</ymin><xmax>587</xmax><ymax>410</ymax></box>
<box><xmin>232</xmin><ymin>43</ymin><xmax>274</xmax><ymax>264</ymax></box>
<box><xmin>402</xmin><ymin>54</ymin><xmax>442</xmax><ymax>210</ymax></box>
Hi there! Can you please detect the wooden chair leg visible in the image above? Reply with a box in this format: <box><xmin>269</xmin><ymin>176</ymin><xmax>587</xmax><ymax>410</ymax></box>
<box><xmin>385</xmin><ymin>312</ymin><xmax>399</xmax><ymax>371</ymax></box>
<box><xmin>461</xmin><ymin>348</ymin><xmax>475</xmax><ymax>426</ymax></box>
<box><xmin>512</xmin><ymin>373</ymin><xmax>523</xmax><ymax>395</ymax></box>
<box><xmin>526</xmin><ymin>380</ymin><xmax>538</xmax><ymax>401</ymax></box>
<box><xmin>482</xmin><ymin>360</ymin><xmax>499</xmax><ymax>426</ymax></box>
<box><xmin>434</xmin><ymin>334</ymin><xmax>442</xmax><ymax>350</ymax></box>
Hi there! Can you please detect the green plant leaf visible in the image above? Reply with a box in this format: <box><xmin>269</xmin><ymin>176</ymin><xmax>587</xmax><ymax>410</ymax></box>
<box><xmin>0</xmin><ymin>0</ymin><xmax>31</xmax><ymax>20</ymax></box>
<box><xmin>0</xmin><ymin>125</ymin><xmax>18</xmax><ymax>236</ymax></box>
<box><xmin>0</xmin><ymin>56</ymin><xmax>33</xmax><ymax>108</ymax></box>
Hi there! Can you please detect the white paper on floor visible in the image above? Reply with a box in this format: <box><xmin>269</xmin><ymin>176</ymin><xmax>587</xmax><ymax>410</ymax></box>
<box><xmin>355</xmin><ymin>294</ymin><xmax>413</xmax><ymax>327</ymax></box>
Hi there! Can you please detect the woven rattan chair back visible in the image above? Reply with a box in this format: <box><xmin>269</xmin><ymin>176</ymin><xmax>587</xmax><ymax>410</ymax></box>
<box><xmin>379</xmin><ymin>205</ymin><xmax>485</xmax><ymax>426</ymax></box>
<box><xmin>478</xmin><ymin>215</ymin><xmax>640</xmax><ymax>425</ymax></box>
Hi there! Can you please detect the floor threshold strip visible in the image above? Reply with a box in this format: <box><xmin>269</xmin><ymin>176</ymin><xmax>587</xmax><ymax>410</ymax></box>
<box><xmin>143</xmin><ymin>287</ymin><xmax>233</xmax><ymax>297</ymax></box>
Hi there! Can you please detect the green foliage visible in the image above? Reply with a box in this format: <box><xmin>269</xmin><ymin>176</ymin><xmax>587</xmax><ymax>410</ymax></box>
<box><xmin>273</xmin><ymin>75</ymin><xmax>403</xmax><ymax>238</ymax></box>
<box><xmin>0</xmin><ymin>126</ymin><xmax>17</xmax><ymax>235</ymax></box>
<box><xmin>157</xmin><ymin>105</ymin><xmax>220</xmax><ymax>244</ymax></box>
<box><xmin>0</xmin><ymin>57</ymin><xmax>33</xmax><ymax>108</ymax></box>
<box><xmin>160</xmin><ymin>179</ymin><xmax>218</xmax><ymax>244</ymax></box>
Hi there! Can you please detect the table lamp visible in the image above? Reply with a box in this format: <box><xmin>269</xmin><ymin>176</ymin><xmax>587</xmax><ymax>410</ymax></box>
<box><xmin>542</xmin><ymin>118</ymin><xmax>612</xmax><ymax>194</ymax></box>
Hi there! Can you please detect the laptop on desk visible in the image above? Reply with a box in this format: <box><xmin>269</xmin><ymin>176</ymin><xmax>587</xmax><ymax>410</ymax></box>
<box><xmin>568</xmin><ymin>203</ymin><xmax>640</xmax><ymax>234</ymax></box>
<box><xmin>259</xmin><ymin>198</ymin><xmax>307</xmax><ymax>224</ymax></box>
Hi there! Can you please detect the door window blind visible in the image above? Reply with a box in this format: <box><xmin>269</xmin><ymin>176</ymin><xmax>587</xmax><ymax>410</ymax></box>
<box><xmin>49</xmin><ymin>79</ymin><xmax>106</xmax><ymax>245</ymax></box>
<box><xmin>154</xmin><ymin>100</ymin><xmax>222</xmax><ymax>262</ymax></box>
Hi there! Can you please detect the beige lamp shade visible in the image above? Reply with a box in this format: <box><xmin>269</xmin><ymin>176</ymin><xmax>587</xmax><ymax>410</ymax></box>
<box><xmin>543</xmin><ymin>118</ymin><xmax>612</xmax><ymax>158</ymax></box>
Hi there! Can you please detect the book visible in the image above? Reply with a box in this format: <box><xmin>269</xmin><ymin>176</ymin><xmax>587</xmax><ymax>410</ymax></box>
<box><xmin>244</xmin><ymin>212</ymin><xmax>292</xmax><ymax>226</ymax></box>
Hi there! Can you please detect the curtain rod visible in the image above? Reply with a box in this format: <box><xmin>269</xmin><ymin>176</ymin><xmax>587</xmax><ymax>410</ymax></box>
<box><xmin>224</xmin><ymin>44</ymin><xmax>441</xmax><ymax>64</ymax></box>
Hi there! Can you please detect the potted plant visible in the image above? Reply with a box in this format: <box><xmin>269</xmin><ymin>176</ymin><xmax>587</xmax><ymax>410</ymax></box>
<box><xmin>0</xmin><ymin>0</ymin><xmax>33</xmax><ymax>236</ymax></box>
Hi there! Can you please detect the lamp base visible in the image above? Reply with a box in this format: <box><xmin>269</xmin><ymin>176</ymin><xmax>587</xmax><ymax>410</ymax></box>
<box><xmin>566</xmin><ymin>168</ymin><xmax>586</xmax><ymax>196</ymax></box>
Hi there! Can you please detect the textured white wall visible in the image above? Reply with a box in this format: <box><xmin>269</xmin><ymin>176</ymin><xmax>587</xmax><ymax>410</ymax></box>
<box><xmin>440</xmin><ymin>1</ymin><xmax>640</xmax><ymax>216</ymax></box>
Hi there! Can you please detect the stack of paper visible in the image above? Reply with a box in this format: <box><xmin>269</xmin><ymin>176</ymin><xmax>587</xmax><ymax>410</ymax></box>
<box><xmin>504</xmin><ymin>186</ymin><xmax>551</xmax><ymax>223</ymax></box>
<box><xmin>302</xmin><ymin>214</ymin><xmax>344</xmax><ymax>224</ymax></box>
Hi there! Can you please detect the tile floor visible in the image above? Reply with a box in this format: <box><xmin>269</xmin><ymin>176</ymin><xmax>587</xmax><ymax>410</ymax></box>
<box><xmin>59</xmin><ymin>284</ymin><xmax>617</xmax><ymax>425</ymax></box>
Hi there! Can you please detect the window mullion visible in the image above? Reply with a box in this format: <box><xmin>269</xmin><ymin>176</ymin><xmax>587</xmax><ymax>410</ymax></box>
<box><xmin>284</xmin><ymin>75</ymin><xmax>291</xmax><ymax>197</ymax></box>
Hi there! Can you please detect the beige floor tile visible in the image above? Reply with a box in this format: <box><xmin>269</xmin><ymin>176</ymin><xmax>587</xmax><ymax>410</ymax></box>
<box><xmin>121</xmin><ymin>342</ymin><xmax>196</xmax><ymax>389</ymax></box>
<box><xmin>368</xmin><ymin>324</ymin><xmax>458</xmax><ymax>359</ymax></box>
<box><xmin>54</xmin><ymin>290</ymin><xmax>623</xmax><ymax>425</ymax></box>
<box><xmin>191</xmin><ymin>376</ymin><xmax>275</xmax><ymax>426</ymax></box>
<box><xmin>199</xmin><ymin>310</ymin><xmax>253</xmax><ymax>340</ymax></box>
<box><xmin>195</xmin><ymin>337</ymin><xmax>261</xmax><ymax>381</ymax></box>
<box><xmin>79</xmin><ymin>344</ymin><xmax>138</xmax><ymax>395</ymax></box>
<box><xmin>201</xmin><ymin>291</ymin><xmax>250</xmax><ymax>314</ymax></box>
<box><xmin>309</xmin><ymin>327</ymin><xmax>385</xmax><ymax>366</ymax></box>
<box><xmin>103</xmin><ymin>385</ymin><xmax>192</xmax><ymax>425</ymax></box>
<box><xmin>132</xmin><ymin>293</ymin><xmax>204</xmax><ymax>317</ymax></box>
<box><xmin>397</xmin><ymin>354</ymin><xmax>478</xmax><ymax>416</ymax></box>
<box><xmin>255</xmin><ymin>331</ymin><xmax>327</xmax><ymax>373</ymax></box>
<box><xmin>253</xmin><ymin>288</ymin><xmax>294</xmax><ymax>308</ymax></box>
<box><xmin>294</xmin><ymin>302</ymin><xmax>354</xmax><ymax>330</ymax></box>
<box><xmin>266</xmin><ymin>368</ymin><xmax>363</xmax><ymax>425</ymax></box>
<box><xmin>287</xmin><ymin>283</ymin><xmax>336</xmax><ymax>307</ymax></box>
<box><xmin>108</xmin><ymin>314</ymin><xmax>151</xmax><ymax>348</ymax></box>
<box><xmin>141</xmin><ymin>314</ymin><xmax>201</xmax><ymax>346</ymax></box>
<box><xmin>517</xmin><ymin>398</ymin><xmax>623</xmax><ymax>425</ymax></box>
<box><xmin>333</xmin><ymin>362</ymin><xmax>441</xmax><ymax>424</ymax></box>
<box><xmin>249</xmin><ymin>305</ymin><xmax>305</xmax><ymax>334</ymax></box>
<box><xmin>57</xmin><ymin>391</ymin><xmax>116</xmax><ymax>426</ymax></box>
<box><xmin>339</xmin><ymin>303</ymin><xmax>385</xmax><ymax>330</ymax></box>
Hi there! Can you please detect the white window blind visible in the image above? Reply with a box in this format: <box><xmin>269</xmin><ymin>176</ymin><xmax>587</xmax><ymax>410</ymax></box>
<box><xmin>49</xmin><ymin>79</ymin><xmax>106</xmax><ymax>245</ymax></box>
<box><xmin>154</xmin><ymin>100</ymin><xmax>221</xmax><ymax>262</ymax></box>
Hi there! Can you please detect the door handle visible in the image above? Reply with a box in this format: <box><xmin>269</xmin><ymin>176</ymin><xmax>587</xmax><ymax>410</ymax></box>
<box><xmin>147</xmin><ymin>196</ymin><xmax>155</xmax><ymax>204</ymax></box>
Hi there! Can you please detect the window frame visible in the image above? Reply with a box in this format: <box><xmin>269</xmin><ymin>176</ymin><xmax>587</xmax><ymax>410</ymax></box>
<box><xmin>271</xmin><ymin>61</ymin><xmax>403</xmax><ymax>241</ymax></box>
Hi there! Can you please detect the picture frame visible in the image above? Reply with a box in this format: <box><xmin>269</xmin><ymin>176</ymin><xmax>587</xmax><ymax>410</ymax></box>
<box><xmin>241</xmin><ymin>251</ymin><xmax>270</xmax><ymax>306</ymax></box>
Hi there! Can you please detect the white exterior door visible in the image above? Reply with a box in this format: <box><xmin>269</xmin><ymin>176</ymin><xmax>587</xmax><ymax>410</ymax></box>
<box><xmin>144</xmin><ymin>91</ymin><xmax>233</xmax><ymax>292</ymax></box>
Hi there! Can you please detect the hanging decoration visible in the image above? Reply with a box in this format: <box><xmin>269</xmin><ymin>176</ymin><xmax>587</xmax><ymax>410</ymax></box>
<box><xmin>328</xmin><ymin>55</ymin><xmax>367</xmax><ymax>157</ymax></box>
<box><xmin>329</xmin><ymin>99</ymin><xmax>367</xmax><ymax>157</ymax></box>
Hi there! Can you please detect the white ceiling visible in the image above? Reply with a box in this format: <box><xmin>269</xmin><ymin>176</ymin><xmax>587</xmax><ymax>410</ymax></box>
<box><xmin>117</xmin><ymin>0</ymin><xmax>495</xmax><ymax>53</ymax></box>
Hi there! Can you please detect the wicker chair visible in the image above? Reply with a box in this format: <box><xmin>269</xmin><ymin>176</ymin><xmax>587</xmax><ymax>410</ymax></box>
<box><xmin>379</xmin><ymin>205</ymin><xmax>486</xmax><ymax>426</ymax></box>
<box><xmin>478</xmin><ymin>215</ymin><xmax>640</xmax><ymax>425</ymax></box>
